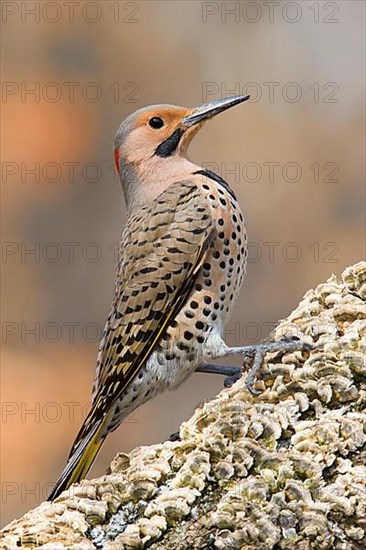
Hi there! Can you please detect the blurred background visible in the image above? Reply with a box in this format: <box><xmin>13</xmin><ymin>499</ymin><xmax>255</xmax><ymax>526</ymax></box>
<box><xmin>1</xmin><ymin>0</ymin><xmax>365</xmax><ymax>526</ymax></box>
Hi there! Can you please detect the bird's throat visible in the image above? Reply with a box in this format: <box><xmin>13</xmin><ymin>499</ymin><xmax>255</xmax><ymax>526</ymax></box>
<box><xmin>123</xmin><ymin>156</ymin><xmax>201</xmax><ymax>213</ymax></box>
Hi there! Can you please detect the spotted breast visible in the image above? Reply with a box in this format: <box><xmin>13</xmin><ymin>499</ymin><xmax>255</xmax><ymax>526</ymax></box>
<box><xmin>102</xmin><ymin>170</ymin><xmax>247</xmax><ymax>432</ymax></box>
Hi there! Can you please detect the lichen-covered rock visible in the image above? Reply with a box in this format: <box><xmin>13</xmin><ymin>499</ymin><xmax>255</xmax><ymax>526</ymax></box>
<box><xmin>1</xmin><ymin>262</ymin><xmax>365</xmax><ymax>549</ymax></box>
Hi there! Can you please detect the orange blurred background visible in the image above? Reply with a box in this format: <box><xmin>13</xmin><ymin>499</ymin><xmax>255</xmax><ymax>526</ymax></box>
<box><xmin>1</xmin><ymin>0</ymin><xmax>365</xmax><ymax>526</ymax></box>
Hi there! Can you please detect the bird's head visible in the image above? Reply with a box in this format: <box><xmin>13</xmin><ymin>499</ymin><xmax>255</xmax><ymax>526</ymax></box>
<box><xmin>114</xmin><ymin>95</ymin><xmax>250</xmax><ymax>210</ymax></box>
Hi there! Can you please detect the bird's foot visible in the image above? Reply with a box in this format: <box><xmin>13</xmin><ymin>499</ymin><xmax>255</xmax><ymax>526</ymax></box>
<box><xmin>168</xmin><ymin>430</ymin><xmax>181</xmax><ymax>442</ymax></box>
<box><xmin>241</xmin><ymin>337</ymin><xmax>313</xmax><ymax>395</ymax></box>
<box><xmin>198</xmin><ymin>336</ymin><xmax>312</xmax><ymax>395</ymax></box>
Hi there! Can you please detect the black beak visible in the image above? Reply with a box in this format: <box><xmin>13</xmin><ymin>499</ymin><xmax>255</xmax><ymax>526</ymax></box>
<box><xmin>183</xmin><ymin>95</ymin><xmax>250</xmax><ymax>127</ymax></box>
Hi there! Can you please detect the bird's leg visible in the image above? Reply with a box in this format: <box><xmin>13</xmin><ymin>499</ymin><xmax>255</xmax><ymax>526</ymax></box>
<box><xmin>196</xmin><ymin>363</ymin><xmax>242</xmax><ymax>387</ymax></box>
<box><xmin>198</xmin><ymin>337</ymin><xmax>312</xmax><ymax>395</ymax></box>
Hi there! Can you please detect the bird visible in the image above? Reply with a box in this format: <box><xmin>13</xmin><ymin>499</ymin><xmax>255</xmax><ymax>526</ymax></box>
<box><xmin>48</xmin><ymin>95</ymin><xmax>308</xmax><ymax>501</ymax></box>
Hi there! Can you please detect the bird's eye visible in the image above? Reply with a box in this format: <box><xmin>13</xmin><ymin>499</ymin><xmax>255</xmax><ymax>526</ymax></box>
<box><xmin>149</xmin><ymin>117</ymin><xmax>164</xmax><ymax>129</ymax></box>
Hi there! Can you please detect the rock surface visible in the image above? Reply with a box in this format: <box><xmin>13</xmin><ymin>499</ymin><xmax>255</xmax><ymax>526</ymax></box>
<box><xmin>1</xmin><ymin>262</ymin><xmax>365</xmax><ymax>549</ymax></box>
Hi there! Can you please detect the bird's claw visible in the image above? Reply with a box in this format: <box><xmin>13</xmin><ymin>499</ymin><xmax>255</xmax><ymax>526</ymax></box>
<box><xmin>168</xmin><ymin>430</ymin><xmax>181</xmax><ymax>442</ymax></box>
<box><xmin>223</xmin><ymin>369</ymin><xmax>242</xmax><ymax>388</ymax></box>
<box><xmin>198</xmin><ymin>338</ymin><xmax>312</xmax><ymax>393</ymax></box>
<box><xmin>244</xmin><ymin>337</ymin><xmax>313</xmax><ymax>395</ymax></box>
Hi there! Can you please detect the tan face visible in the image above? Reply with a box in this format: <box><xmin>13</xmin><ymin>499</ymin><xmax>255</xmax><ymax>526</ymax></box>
<box><xmin>117</xmin><ymin>106</ymin><xmax>202</xmax><ymax>167</ymax></box>
<box><xmin>114</xmin><ymin>96</ymin><xmax>250</xmax><ymax>211</ymax></box>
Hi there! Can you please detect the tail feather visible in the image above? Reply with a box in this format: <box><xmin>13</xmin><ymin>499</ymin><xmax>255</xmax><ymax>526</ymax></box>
<box><xmin>48</xmin><ymin>421</ymin><xmax>105</xmax><ymax>501</ymax></box>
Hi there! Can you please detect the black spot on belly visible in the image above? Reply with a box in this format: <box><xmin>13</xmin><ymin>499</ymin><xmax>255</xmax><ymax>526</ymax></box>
<box><xmin>177</xmin><ymin>342</ymin><xmax>190</xmax><ymax>352</ymax></box>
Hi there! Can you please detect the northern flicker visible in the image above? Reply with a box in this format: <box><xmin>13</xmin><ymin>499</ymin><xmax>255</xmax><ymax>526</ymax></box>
<box><xmin>48</xmin><ymin>96</ymin><xmax>309</xmax><ymax>501</ymax></box>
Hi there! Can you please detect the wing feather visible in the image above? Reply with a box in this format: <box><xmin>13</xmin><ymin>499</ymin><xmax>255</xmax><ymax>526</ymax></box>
<box><xmin>69</xmin><ymin>181</ymin><xmax>213</xmax><ymax>456</ymax></box>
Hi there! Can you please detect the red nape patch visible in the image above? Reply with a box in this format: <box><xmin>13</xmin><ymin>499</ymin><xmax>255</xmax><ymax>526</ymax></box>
<box><xmin>114</xmin><ymin>149</ymin><xmax>120</xmax><ymax>172</ymax></box>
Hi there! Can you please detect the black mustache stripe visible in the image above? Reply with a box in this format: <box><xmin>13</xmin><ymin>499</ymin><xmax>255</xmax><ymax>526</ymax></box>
<box><xmin>155</xmin><ymin>128</ymin><xmax>183</xmax><ymax>157</ymax></box>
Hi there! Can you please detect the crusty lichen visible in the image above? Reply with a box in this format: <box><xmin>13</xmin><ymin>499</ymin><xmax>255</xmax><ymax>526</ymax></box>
<box><xmin>1</xmin><ymin>262</ymin><xmax>365</xmax><ymax>550</ymax></box>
